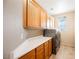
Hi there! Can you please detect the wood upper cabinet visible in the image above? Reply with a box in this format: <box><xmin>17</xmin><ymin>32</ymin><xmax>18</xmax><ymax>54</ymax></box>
<box><xmin>23</xmin><ymin>0</ymin><xmax>41</xmax><ymax>28</ymax></box>
<box><xmin>47</xmin><ymin>15</ymin><xmax>54</xmax><ymax>29</ymax></box>
<box><xmin>23</xmin><ymin>0</ymin><xmax>48</xmax><ymax>29</ymax></box>
<box><xmin>19</xmin><ymin>49</ymin><xmax>35</xmax><ymax>59</ymax></box>
<box><xmin>36</xmin><ymin>44</ymin><xmax>44</xmax><ymax>59</ymax></box>
<box><xmin>23</xmin><ymin>0</ymin><xmax>28</xmax><ymax>28</ymax></box>
<box><xmin>23</xmin><ymin>0</ymin><xmax>54</xmax><ymax>29</ymax></box>
<box><xmin>28</xmin><ymin>0</ymin><xmax>41</xmax><ymax>28</ymax></box>
<box><xmin>41</xmin><ymin>9</ymin><xmax>47</xmax><ymax>29</ymax></box>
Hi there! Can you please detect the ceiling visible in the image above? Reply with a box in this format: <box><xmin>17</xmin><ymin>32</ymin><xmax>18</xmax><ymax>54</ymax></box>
<box><xmin>36</xmin><ymin>0</ymin><xmax>75</xmax><ymax>15</ymax></box>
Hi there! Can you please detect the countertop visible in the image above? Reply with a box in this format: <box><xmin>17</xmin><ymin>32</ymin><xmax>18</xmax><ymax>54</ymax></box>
<box><xmin>10</xmin><ymin>35</ymin><xmax>52</xmax><ymax>59</ymax></box>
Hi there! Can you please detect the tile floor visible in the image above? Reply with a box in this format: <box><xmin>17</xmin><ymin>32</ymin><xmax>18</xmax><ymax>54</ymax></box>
<box><xmin>49</xmin><ymin>45</ymin><xmax>75</xmax><ymax>59</ymax></box>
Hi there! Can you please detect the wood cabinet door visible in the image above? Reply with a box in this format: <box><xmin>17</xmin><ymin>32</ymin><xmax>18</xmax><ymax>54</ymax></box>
<box><xmin>19</xmin><ymin>49</ymin><xmax>35</xmax><ymax>59</ymax></box>
<box><xmin>28</xmin><ymin>1</ymin><xmax>41</xmax><ymax>28</ymax></box>
<box><xmin>36</xmin><ymin>44</ymin><xmax>44</xmax><ymax>59</ymax></box>
<box><xmin>41</xmin><ymin>9</ymin><xmax>47</xmax><ymax>28</ymax></box>
<box><xmin>46</xmin><ymin>15</ymin><xmax>55</xmax><ymax>29</ymax></box>
<box><xmin>48</xmin><ymin>39</ymin><xmax>52</xmax><ymax>57</ymax></box>
<box><xmin>44</xmin><ymin>41</ymin><xmax>49</xmax><ymax>59</ymax></box>
<box><xmin>23</xmin><ymin>0</ymin><xmax>28</xmax><ymax>28</ymax></box>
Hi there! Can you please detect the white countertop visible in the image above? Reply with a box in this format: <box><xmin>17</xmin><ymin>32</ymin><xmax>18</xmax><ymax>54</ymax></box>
<box><xmin>10</xmin><ymin>35</ymin><xmax>52</xmax><ymax>59</ymax></box>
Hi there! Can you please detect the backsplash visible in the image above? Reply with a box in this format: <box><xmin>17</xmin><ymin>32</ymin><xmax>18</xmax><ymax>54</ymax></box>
<box><xmin>23</xmin><ymin>29</ymin><xmax>43</xmax><ymax>39</ymax></box>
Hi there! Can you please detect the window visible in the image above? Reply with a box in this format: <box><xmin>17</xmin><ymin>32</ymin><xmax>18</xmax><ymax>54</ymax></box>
<box><xmin>58</xmin><ymin>16</ymin><xmax>66</xmax><ymax>31</ymax></box>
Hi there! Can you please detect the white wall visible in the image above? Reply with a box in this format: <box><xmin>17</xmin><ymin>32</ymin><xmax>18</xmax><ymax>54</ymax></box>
<box><xmin>3</xmin><ymin>0</ymin><xmax>43</xmax><ymax>59</ymax></box>
<box><xmin>54</xmin><ymin>11</ymin><xmax>75</xmax><ymax>47</ymax></box>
